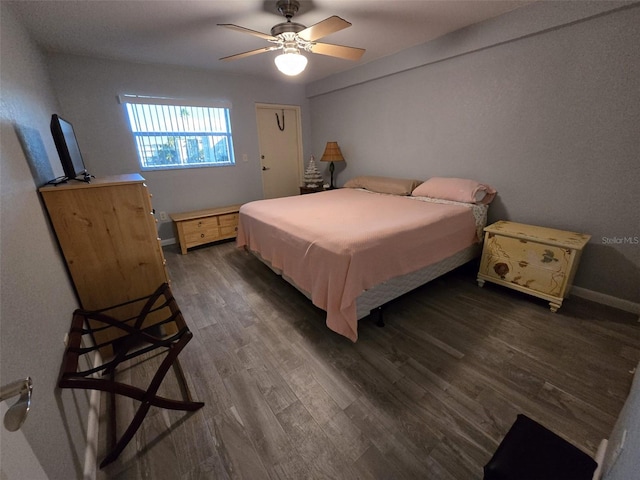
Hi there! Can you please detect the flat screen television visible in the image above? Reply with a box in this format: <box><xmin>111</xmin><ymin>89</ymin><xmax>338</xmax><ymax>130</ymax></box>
<box><xmin>50</xmin><ymin>114</ymin><xmax>91</xmax><ymax>182</ymax></box>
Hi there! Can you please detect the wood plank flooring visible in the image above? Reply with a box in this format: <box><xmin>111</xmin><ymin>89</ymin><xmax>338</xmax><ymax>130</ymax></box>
<box><xmin>98</xmin><ymin>240</ymin><xmax>640</xmax><ymax>479</ymax></box>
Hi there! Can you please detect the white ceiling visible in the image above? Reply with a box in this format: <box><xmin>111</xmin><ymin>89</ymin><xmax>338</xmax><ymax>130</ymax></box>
<box><xmin>7</xmin><ymin>0</ymin><xmax>533</xmax><ymax>84</ymax></box>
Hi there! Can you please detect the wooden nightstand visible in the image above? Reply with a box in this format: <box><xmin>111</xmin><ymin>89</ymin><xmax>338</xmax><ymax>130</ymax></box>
<box><xmin>171</xmin><ymin>204</ymin><xmax>242</xmax><ymax>254</ymax></box>
<box><xmin>477</xmin><ymin>221</ymin><xmax>590</xmax><ymax>312</ymax></box>
<box><xmin>299</xmin><ymin>186</ymin><xmax>325</xmax><ymax>194</ymax></box>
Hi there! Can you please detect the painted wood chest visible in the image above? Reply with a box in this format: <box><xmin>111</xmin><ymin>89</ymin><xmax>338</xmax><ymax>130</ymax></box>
<box><xmin>477</xmin><ymin>220</ymin><xmax>591</xmax><ymax>311</ymax></box>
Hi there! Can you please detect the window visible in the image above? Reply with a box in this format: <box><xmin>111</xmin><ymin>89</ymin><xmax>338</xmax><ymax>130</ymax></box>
<box><xmin>120</xmin><ymin>95</ymin><xmax>235</xmax><ymax>170</ymax></box>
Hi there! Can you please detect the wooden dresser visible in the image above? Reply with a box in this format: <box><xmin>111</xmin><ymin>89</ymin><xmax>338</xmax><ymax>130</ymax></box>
<box><xmin>170</xmin><ymin>204</ymin><xmax>241</xmax><ymax>254</ymax></box>
<box><xmin>40</xmin><ymin>174</ymin><xmax>170</xmax><ymax>349</ymax></box>
<box><xmin>477</xmin><ymin>221</ymin><xmax>590</xmax><ymax>312</ymax></box>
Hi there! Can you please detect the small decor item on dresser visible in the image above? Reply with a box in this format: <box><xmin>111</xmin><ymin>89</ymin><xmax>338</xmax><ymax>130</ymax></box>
<box><xmin>304</xmin><ymin>155</ymin><xmax>323</xmax><ymax>188</ymax></box>
<box><xmin>477</xmin><ymin>220</ymin><xmax>591</xmax><ymax>312</ymax></box>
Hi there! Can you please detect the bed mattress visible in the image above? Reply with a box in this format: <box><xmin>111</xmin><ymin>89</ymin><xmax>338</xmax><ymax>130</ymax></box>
<box><xmin>237</xmin><ymin>188</ymin><xmax>486</xmax><ymax>341</ymax></box>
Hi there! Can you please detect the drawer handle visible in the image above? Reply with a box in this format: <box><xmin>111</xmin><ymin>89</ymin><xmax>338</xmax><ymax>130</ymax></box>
<box><xmin>200</xmin><ymin>233</ymin><xmax>205</xmax><ymax>238</ymax></box>
<box><xmin>198</xmin><ymin>221</ymin><xmax>202</xmax><ymax>227</ymax></box>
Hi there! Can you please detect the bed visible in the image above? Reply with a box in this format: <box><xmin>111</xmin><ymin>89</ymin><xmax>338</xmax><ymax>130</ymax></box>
<box><xmin>236</xmin><ymin>176</ymin><xmax>496</xmax><ymax>341</ymax></box>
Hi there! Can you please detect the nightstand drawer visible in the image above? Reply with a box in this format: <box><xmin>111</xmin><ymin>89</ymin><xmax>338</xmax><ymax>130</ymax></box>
<box><xmin>219</xmin><ymin>225</ymin><xmax>238</xmax><ymax>237</ymax></box>
<box><xmin>484</xmin><ymin>233</ymin><xmax>574</xmax><ymax>271</ymax></box>
<box><xmin>300</xmin><ymin>186</ymin><xmax>324</xmax><ymax>195</ymax></box>
<box><xmin>184</xmin><ymin>227</ymin><xmax>220</xmax><ymax>244</ymax></box>
<box><xmin>479</xmin><ymin>254</ymin><xmax>567</xmax><ymax>297</ymax></box>
<box><xmin>181</xmin><ymin>216</ymin><xmax>219</xmax><ymax>235</ymax></box>
<box><xmin>218</xmin><ymin>213</ymin><xmax>238</xmax><ymax>226</ymax></box>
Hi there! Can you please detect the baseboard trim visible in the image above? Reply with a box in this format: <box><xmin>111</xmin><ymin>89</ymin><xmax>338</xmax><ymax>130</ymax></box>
<box><xmin>571</xmin><ymin>286</ymin><xmax>640</xmax><ymax>318</ymax></box>
<box><xmin>593</xmin><ymin>438</ymin><xmax>608</xmax><ymax>480</ymax></box>
<box><xmin>160</xmin><ymin>237</ymin><xmax>176</xmax><ymax>246</ymax></box>
<box><xmin>82</xmin><ymin>352</ymin><xmax>103</xmax><ymax>480</ymax></box>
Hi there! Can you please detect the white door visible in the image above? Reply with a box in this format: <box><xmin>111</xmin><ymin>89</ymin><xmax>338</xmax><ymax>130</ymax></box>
<box><xmin>256</xmin><ymin>104</ymin><xmax>303</xmax><ymax>199</ymax></box>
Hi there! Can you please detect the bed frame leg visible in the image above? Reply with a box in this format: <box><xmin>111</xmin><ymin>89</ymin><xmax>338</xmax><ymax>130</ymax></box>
<box><xmin>371</xmin><ymin>307</ymin><xmax>384</xmax><ymax>327</ymax></box>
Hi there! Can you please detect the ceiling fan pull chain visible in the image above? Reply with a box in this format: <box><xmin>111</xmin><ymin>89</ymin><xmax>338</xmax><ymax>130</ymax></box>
<box><xmin>276</xmin><ymin>110</ymin><xmax>285</xmax><ymax>131</ymax></box>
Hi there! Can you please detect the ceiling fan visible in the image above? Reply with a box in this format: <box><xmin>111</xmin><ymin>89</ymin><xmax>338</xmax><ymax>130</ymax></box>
<box><xmin>218</xmin><ymin>0</ymin><xmax>365</xmax><ymax>76</ymax></box>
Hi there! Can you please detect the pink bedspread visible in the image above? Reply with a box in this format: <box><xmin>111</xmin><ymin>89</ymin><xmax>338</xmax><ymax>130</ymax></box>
<box><xmin>236</xmin><ymin>189</ymin><xmax>477</xmax><ymax>341</ymax></box>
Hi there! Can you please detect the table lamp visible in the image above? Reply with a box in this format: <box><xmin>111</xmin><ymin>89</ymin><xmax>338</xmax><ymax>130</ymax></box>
<box><xmin>320</xmin><ymin>141</ymin><xmax>345</xmax><ymax>189</ymax></box>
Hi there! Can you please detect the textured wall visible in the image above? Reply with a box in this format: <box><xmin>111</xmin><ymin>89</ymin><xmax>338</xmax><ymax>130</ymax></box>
<box><xmin>308</xmin><ymin>3</ymin><xmax>640</xmax><ymax>303</ymax></box>
<box><xmin>0</xmin><ymin>4</ymin><xmax>89</xmax><ymax>479</ymax></box>
<box><xmin>45</xmin><ymin>55</ymin><xmax>311</xmax><ymax>240</ymax></box>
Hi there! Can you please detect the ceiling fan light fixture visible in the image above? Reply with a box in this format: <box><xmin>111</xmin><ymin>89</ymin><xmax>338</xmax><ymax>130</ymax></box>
<box><xmin>219</xmin><ymin>1</ymin><xmax>365</xmax><ymax>72</ymax></box>
<box><xmin>274</xmin><ymin>51</ymin><xmax>308</xmax><ymax>76</ymax></box>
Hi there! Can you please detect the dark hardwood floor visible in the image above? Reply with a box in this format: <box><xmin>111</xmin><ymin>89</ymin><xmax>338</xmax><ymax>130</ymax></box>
<box><xmin>99</xmin><ymin>240</ymin><xmax>640</xmax><ymax>479</ymax></box>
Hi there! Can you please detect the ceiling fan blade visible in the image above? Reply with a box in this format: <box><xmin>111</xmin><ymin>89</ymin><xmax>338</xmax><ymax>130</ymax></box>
<box><xmin>298</xmin><ymin>16</ymin><xmax>351</xmax><ymax>42</ymax></box>
<box><xmin>217</xmin><ymin>24</ymin><xmax>277</xmax><ymax>41</ymax></box>
<box><xmin>220</xmin><ymin>46</ymin><xmax>278</xmax><ymax>62</ymax></box>
<box><xmin>310</xmin><ymin>42</ymin><xmax>365</xmax><ymax>61</ymax></box>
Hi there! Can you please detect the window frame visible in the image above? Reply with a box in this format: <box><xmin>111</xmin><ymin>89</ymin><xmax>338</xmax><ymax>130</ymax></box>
<box><xmin>119</xmin><ymin>94</ymin><xmax>236</xmax><ymax>171</ymax></box>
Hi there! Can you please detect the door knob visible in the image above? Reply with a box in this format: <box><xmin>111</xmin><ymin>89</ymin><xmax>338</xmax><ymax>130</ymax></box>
<box><xmin>261</xmin><ymin>155</ymin><xmax>265</xmax><ymax>159</ymax></box>
<box><xmin>262</xmin><ymin>166</ymin><xmax>270</xmax><ymax>171</ymax></box>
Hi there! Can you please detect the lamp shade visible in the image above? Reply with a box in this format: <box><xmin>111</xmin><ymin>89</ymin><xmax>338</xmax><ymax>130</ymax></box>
<box><xmin>320</xmin><ymin>142</ymin><xmax>345</xmax><ymax>162</ymax></box>
<box><xmin>274</xmin><ymin>52</ymin><xmax>308</xmax><ymax>76</ymax></box>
